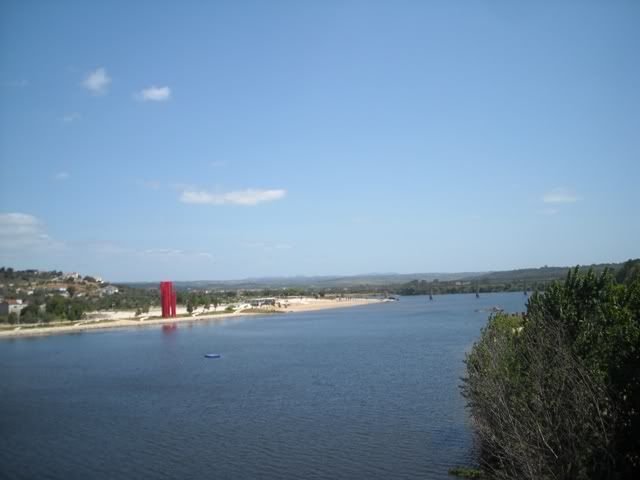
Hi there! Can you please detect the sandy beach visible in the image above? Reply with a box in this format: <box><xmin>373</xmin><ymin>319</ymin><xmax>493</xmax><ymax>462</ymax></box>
<box><xmin>0</xmin><ymin>297</ymin><xmax>381</xmax><ymax>339</ymax></box>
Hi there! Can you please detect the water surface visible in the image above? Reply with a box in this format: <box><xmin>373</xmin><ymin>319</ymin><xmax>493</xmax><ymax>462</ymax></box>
<box><xmin>0</xmin><ymin>293</ymin><xmax>527</xmax><ymax>479</ymax></box>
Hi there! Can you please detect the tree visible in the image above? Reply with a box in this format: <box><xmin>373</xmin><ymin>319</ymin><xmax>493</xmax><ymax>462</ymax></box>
<box><xmin>19</xmin><ymin>305</ymin><xmax>41</xmax><ymax>323</ymax></box>
<box><xmin>66</xmin><ymin>299</ymin><xmax>86</xmax><ymax>320</ymax></box>
<box><xmin>46</xmin><ymin>295</ymin><xmax>67</xmax><ymax>318</ymax></box>
<box><xmin>463</xmin><ymin>267</ymin><xmax>640</xmax><ymax>479</ymax></box>
<box><xmin>616</xmin><ymin>258</ymin><xmax>640</xmax><ymax>285</ymax></box>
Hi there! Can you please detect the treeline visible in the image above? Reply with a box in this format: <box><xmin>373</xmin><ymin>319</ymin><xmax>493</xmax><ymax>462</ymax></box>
<box><xmin>0</xmin><ymin>284</ymin><xmax>160</xmax><ymax>324</ymax></box>
<box><xmin>0</xmin><ymin>267</ymin><xmax>63</xmax><ymax>281</ymax></box>
<box><xmin>462</xmin><ymin>259</ymin><xmax>640</xmax><ymax>479</ymax></box>
<box><xmin>395</xmin><ymin>279</ymin><xmax>541</xmax><ymax>296</ymax></box>
<box><xmin>2</xmin><ymin>287</ymin><xmax>256</xmax><ymax>324</ymax></box>
<box><xmin>395</xmin><ymin>261</ymin><xmax>638</xmax><ymax>296</ymax></box>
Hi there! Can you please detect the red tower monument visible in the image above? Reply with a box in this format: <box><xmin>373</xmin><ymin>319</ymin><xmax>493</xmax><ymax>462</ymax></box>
<box><xmin>160</xmin><ymin>281</ymin><xmax>177</xmax><ymax>318</ymax></box>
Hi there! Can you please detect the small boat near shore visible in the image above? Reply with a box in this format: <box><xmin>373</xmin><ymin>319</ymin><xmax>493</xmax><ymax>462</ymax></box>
<box><xmin>474</xmin><ymin>306</ymin><xmax>504</xmax><ymax>313</ymax></box>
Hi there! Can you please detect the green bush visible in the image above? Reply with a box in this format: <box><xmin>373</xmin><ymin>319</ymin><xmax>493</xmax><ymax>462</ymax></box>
<box><xmin>463</xmin><ymin>264</ymin><xmax>640</xmax><ymax>479</ymax></box>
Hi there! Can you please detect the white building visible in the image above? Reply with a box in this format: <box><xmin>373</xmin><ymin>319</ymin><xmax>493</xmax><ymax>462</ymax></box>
<box><xmin>0</xmin><ymin>299</ymin><xmax>26</xmax><ymax>316</ymax></box>
<box><xmin>100</xmin><ymin>285</ymin><xmax>119</xmax><ymax>295</ymax></box>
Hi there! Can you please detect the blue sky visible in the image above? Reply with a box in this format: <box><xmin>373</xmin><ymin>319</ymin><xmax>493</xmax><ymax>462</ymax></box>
<box><xmin>1</xmin><ymin>1</ymin><xmax>638</xmax><ymax>281</ymax></box>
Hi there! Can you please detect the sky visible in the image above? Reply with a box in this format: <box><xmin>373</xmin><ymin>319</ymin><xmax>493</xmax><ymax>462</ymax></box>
<box><xmin>0</xmin><ymin>1</ymin><xmax>639</xmax><ymax>281</ymax></box>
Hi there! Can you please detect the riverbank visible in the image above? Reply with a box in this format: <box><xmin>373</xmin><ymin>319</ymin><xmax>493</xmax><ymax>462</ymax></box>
<box><xmin>0</xmin><ymin>297</ymin><xmax>381</xmax><ymax>339</ymax></box>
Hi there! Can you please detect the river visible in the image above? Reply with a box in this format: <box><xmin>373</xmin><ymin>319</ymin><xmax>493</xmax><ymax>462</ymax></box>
<box><xmin>0</xmin><ymin>292</ymin><xmax>528</xmax><ymax>479</ymax></box>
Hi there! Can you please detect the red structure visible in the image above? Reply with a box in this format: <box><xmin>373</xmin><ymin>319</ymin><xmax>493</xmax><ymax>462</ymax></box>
<box><xmin>160</xmin><ymin>281</ymin><xmax>177</xmax><ymax>318</ymax></box>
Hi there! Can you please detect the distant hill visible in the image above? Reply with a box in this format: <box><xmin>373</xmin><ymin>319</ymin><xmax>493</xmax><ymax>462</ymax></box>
<box><xmin>462</xmin><ymin>263</ymin><xmax>620</xmax><ymax>283</ymax></box>
<box><xmin>120</xmin><ymin>261</ymin><xmax>634</xmax><ymax>292</ymax></box>
<box><xmin>122</xmin><ymin>272</ymin><xmax>481</xmax><ymax>291</ymax></box>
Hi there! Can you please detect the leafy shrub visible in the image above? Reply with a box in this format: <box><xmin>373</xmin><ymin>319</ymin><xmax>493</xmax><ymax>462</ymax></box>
<box><xmin>463</xmin><ymin>264</ymin><xmax>640</xmax><ymax>479</ymax></box>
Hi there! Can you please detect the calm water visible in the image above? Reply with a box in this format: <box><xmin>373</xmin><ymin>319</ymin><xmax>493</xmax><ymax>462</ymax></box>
<box><xmin>0</xmin><ymin>293</ymin><xmax>528</xmax><ymax>480</ymax></box>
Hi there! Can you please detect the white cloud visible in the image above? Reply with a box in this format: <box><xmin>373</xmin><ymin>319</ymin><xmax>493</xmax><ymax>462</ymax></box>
<box><xmin>81</xmin><ymin>67</ymin><xmax>111</xmax><ymax>95</ymax></box>
<box><xmin>180</xmin><ymin>188</ymin><xmax>286</xmax><ymax>206</ymax></box>
<box><xmin>136</xmin><ymin>86</ymin><xmax>171</xmax><ymax>102</ymax></box>
<box><xmin>63</xmin><ymin>112</ymin><xmax>81</xmax><ymax>123</ymax></box>
<box><xmin>542</xmin><ymin>188</ymin><xmax>580</xmax><ymax>204</ymax></box>
<box><xmin>0</xmin><ymin>213</ymin><xmax>58</xmax><ymax>250</ymax></box>
<box><xmin>54</xmin><ymin>172</ymin><xmax>70</xmax><ymax>181</ymax></box>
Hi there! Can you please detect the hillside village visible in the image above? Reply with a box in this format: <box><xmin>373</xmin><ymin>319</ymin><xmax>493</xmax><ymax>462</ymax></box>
<box><xmin>0</xmin><ymin>268</ymin><xmax>121</xmax><ymax>322</ymax></box>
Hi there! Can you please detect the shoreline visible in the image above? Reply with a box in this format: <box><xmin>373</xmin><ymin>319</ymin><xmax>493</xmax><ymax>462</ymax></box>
<box><xmin>0</xmin><ymin>298</ymin><xmax>381</xmax><ymax>340</ymax></box>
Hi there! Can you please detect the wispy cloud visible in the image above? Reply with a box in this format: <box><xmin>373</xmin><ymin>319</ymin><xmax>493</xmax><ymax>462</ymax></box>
<box><xmin>143</xmin><ymin>248</ymin><xmax>214</xmax><ymax>260</ymax></box>
<box><xmin>542</xmin><ymin>188</ymin><xmax>580</xmax><ymax>204</ymax></box>
<box><xmin>243</xmin><ymin>242</ymin><xmax>293</xmax><ymax>252</ymax></box>
<box><xmin>62</xmin><ymin>112</ymin><xmax>81</xmax><ymax>123</ymax></box>
<box><xmin>4</xmin><ymin>79</ymin><xmax>28</xmax><ymax>88</ymax></box>
<box><xmin>87</xmin><ymin>242</ymin><xmax>132</xmax><ymax>255</ymax></box>
<box><xmin>53</xmin><ymin>172</ymin><xmax>70</xmax><ymax>181</ymax></box>
<box><xmin>81</xmin><ymin>67</ymin><xmax>111</xmax><ymax>95</ymax></box>
<box><xmin>538</xmin><ymin>208</ymin><xmax>559</xmax><ymax>216</ymax></box>
<box><xmin>0</xmin><ymin>213</ymin><xmax>60</xmax><ymax>250</ymax></box>
<box><xmin>142</xmin><ymin>180</ymin><xmax>162</xmax><ymax>190</ymax></box>
<box><xmin>136</xmin><ymin>85</ymin><xmax>171</xmax><ymax>102</ymax></box>
<box><xmin>180</xmin><ymin>188</ymin><xmax>286</xmax><ymax>206</ymax></box>
<box><xmin>144</xmin><ymin>248</ymin><xmax>184</xmax><ymax>256</ymax></box>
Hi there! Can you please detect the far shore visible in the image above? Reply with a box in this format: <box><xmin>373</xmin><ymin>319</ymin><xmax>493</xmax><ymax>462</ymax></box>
<box><xmin>0</xmin><ymin>297</ymin><xmax>381</xmax><ymax>340</ymax></box>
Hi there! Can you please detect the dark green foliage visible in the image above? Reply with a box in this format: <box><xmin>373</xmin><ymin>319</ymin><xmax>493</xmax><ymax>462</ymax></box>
<box><xmin>463</xmin><ymin>266</ymin><xmax>640</xmax><ymax>479</ymax></box>
<box><xmin>615</xmin><ymin>259</ymin><xmax>640</xmax><ymax>285</ymax></box>
<box><xmin>449</xmin><ymin>467</ymin><xmax>484</xmax><ymax>478</ymax></box>
<box><xmin>92</xmin><ymin>285</ymin><xmax>159</xmax><ymax>311</ymax></box>
<box><xmin>19</xmin><ymin>305</ymin><xmax>44</xmax><ymax>323</ymax></box>
<box><xmin>45</xmin><ymin>295</ymin><xmax>87</xmax><ymax>321</ymax></box>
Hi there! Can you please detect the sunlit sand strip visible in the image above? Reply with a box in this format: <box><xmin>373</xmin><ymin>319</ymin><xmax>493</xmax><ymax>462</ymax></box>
<box><xmin>0</xmin><ymin>297</ymin><xmax>381</xmax><ymax>339</ymax></box>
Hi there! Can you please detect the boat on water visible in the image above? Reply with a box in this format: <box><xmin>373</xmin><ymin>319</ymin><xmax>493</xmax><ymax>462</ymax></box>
<box><xmin>475</xmin><ymin>306</ymin><xmax>504</xmax><ymax>313</ymax></box>
<box><xmin>204</xmin><ymin>353</ymin><xmax>221</xmax><ymax>359</ymax></box>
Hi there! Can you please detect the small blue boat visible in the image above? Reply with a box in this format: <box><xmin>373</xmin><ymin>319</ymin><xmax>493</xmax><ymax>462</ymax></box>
<box><xmin>204</xmin><ymin>353</ymin><xmax>221</xmax><ymax>359</ymax></box>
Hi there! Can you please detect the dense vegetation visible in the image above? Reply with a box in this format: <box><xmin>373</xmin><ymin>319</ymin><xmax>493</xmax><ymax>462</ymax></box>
<box><xmin>2</xmin><ymin>260</ymin><xmax>637</xmax><ymax>325</ymax></box>
<box><xmin>462</xmin><ymin>260</ymin><xmax>640</xmax><ymax>479</ymax></box>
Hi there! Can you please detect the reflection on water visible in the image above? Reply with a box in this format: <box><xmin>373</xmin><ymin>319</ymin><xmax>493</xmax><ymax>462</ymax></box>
<box><xmin>0</xmin><ymin>293</ymin><xmax>527</xmax><ymax>480</ymax></box>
